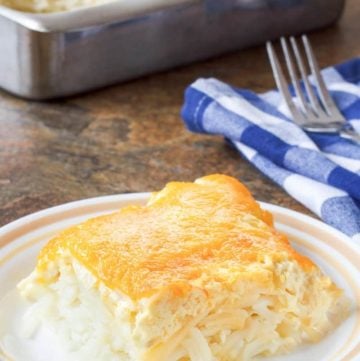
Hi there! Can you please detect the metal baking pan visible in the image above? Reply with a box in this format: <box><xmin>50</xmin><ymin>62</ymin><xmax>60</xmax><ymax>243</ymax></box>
<box><xmin>0</xmin><ymin>0</ymin><xmax>345</xmax><ymax>99</ymax></box>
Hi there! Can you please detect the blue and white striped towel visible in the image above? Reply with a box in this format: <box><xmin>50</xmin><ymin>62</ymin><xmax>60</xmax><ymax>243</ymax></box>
<box><xmin>181</xmin><ymin>58</ymin><xmax>360</xmax><ymax>242</ymax></box>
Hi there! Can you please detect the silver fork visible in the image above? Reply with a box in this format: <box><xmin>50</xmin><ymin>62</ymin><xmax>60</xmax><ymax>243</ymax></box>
<box><xmin>266</xmin><ymin>35</ymin><xmax>360</xmax><ymax>143</ymax></box>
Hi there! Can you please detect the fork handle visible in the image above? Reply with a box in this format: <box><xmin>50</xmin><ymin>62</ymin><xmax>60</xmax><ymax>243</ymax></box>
<box><xmin>339</xmin><ymin>126</ymin><xmax>360</xmax><ymax>144</ymax></box>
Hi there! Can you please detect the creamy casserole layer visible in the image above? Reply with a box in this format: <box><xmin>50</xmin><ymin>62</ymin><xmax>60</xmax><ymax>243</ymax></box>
<box><xmin>17</xmin><ymin>174</ymin><xmax>349</xmax><ymax>361</ymax></box>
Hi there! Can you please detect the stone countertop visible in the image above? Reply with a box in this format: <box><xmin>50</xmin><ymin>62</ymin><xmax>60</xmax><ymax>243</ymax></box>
<box><xmin>0</xmin><ymin>0</ymin><xmax>359</xmax><ymax>227</ymax></box>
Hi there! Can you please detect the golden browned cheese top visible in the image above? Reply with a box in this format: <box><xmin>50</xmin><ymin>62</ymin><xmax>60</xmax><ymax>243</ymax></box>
<box><xmin>38</xmin><ymin>175</ymin><xmax>313</xmax><ymax>299</ymax></box>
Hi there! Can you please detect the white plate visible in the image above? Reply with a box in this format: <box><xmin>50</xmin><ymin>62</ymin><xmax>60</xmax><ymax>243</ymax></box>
<box><xmin>0</xmin><ymin>193</ymin><xmax>359</xmax><ymax>361</ymax></box>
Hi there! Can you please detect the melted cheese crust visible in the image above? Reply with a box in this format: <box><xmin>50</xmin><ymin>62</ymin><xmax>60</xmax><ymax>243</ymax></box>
<box><xmin>37</xmin><ymin>174</ymin><xmax>313</xmax><ymax>300</ymax></box>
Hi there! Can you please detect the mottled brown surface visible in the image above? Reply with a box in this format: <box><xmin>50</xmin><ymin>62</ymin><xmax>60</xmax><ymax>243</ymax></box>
<box><xmin>0</xmin><ymin>0</ymin><xmax>359</xmax><ymax>227</ymax></box>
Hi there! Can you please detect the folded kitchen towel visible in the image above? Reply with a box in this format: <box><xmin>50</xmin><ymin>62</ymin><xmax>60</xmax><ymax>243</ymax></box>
<box><xmin>181</xmin><ymin>58</ymin><xmax>360</xmax><ymax>241</ymax></box>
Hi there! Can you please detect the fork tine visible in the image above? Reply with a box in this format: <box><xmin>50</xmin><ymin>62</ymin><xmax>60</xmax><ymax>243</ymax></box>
<box><xmin>280</xmin><ymin>37</ymin><xmax>307</xmax><ymax>114</ymax></box>
<box><xmin>266</xmin><ymin>41</ymin><xmax>306</xmax><ymax>125</ymax></box>
<box><xmin>289</xmin><ymin>36</ymin><xmax>327</xmax><ymax>118</ymax></box>
<box><xmin>302</xmin><ymin>35</ymin><xmax>344</xmax><ymax>120</ymax></box>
